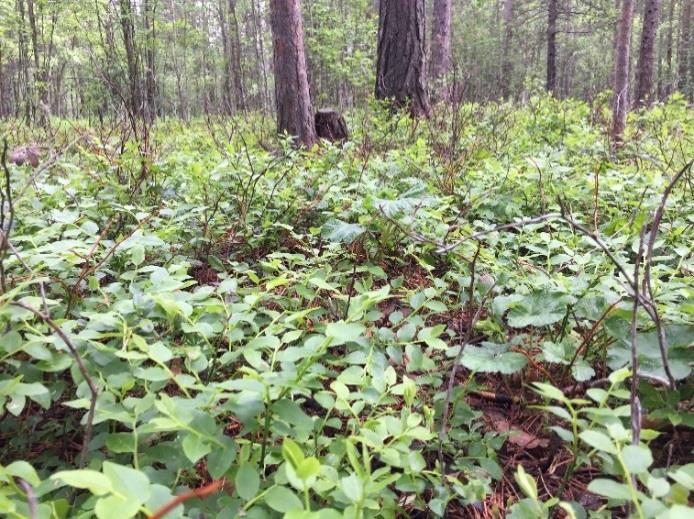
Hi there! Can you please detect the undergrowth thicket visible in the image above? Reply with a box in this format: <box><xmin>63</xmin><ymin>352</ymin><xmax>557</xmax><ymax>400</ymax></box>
<box><xmin>0</xmin><ymin>96</ymin><xmax>693</xmax><ymax>518</ymax></box>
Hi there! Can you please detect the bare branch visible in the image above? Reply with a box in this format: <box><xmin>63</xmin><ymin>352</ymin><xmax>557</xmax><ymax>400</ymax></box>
<box><xmin>10</xmin><ymin>301</ymin><xmax>98</xmax><ymax>468</ymax></box>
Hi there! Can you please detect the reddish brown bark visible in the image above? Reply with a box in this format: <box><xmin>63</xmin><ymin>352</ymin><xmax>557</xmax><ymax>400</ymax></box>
<box><xmin>269</xmin><ymin>0</ymin><xmax>317</xmax><ymax>147</ymax></box>
<box><xmin>635</xmin><ymin>0</ymin><xmax>661</xmax><ymax>106</ymax></box>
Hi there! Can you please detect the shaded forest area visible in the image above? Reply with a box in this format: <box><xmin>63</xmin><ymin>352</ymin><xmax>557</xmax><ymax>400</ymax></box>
<box><xmin>0</xmin><ymin>1</ymin><xmax>693</xmax><ymax>518</ymax></box>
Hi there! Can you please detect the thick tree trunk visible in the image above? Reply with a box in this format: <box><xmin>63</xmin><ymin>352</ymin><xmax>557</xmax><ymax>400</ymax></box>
<box><xmin>430</xmin><ymin>0</ymin><xmax>452</xmax><ymax>89</ymax></box>
<box><xmin>546</xmin><ymin>0</ymin><xmax>559</xmax><ymax>93</ymax></box>
<box><xmin>612</xmin><ymin>0</ymin><xmax>635</xmax><ymax>142</ymax></box>
<box><xmin>269</xmin><ymin>0</ymin><xmax>317</xmax><ymax>147</ymax></box>
<box><xmin>376</xmin><ymin>0</ymin><xmax>430</xmax><ymax>116</ymax></box>
<box><xmin>635</xmin><ymin>0</ymin><xmax>661</xmax><ymax>106</ymax></box>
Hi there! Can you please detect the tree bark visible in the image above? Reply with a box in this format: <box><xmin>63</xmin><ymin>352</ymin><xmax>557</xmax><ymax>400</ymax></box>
<box><xmin>612</xmin><ymin>0</ymin><xmax>635</xmax><ymax>142</ymax></box>
<box><xmin>501</xmin><ymin>0</ymin><xmax>515</xmax><ymax>99</ymax></box>
<box><xmin>635</xmin><ymin>0</ymin><xmax>661</xmax><ymax>106</ymax></box>
<box><xmin>269</xmin><ymin>0</ymin><xmax>317</xmax><ymax>147</ymax></box>
<box><xmin>119</xmin><ymin>0</ymin><xmax>142</xmax><ymax>118</ymax></box>
<box><xmin>228</xmin><ymin>0</ymin><xmax>246</xmax><ymax>112</ymax></box>
<box><xmin>546</xmin><ymin>0</ymin><xmax>559</xmax><ymax>93</ymax></box>
<box><xmin>430</xmin><ymin>0</ymin><xmax>452</xmax><ymax>91</ymax></box>
<box><xmin>144</xmin><ymin>0</ymin><xmax>157</xmax><ymax>122</ymax></box>
<box><xmin>376</xmin><ymin>0</ymin><xmax>431</xmax><ymax>116</ymax></box>
<box><xmin>679</xmin><ymin>0</ymin><xmax>692</xmax><ymax>96</ymax></box>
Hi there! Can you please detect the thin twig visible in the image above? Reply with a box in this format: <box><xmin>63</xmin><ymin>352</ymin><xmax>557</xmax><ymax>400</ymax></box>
<box><xmin>17</xmin><ymin>479</ymin><xmax>38</xmax><ymax>519</ymax></box>
<box><xmin>630</xmin><ymin>224</ymin><xmax>646</xmax><ymax>447</ymax></box>
<box><xmin>437</xmin><ymin>213</ymin><xmax>562</xmax><ymax>253</ymax></box>
<box><xmin>639</xmin><ymin>160</ymin><xmax>692</xmax><ymax>388</ymax></box>
<box><xmin>10</xmin><ymin>301</ymin><xmax>98</xmax><ymax>468</ymax></box>
<box><xmin>438</xmin><ymin>283</ymin><xmax>496</xmax><ymax>478</ymax></box>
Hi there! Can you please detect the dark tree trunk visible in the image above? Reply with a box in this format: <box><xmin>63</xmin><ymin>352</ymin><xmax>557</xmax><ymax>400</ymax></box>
<box><xmin>119</xmin><ymin>0</ymin><xmax>142</xmax><ymax>118</ymax></box>
<box><xmin>612</xmin><ymin>0</ymin><xmax>635</xmax><ymax>142</ymax></box>
<box><xmin>663</xmin><ymin>0</ymin><xmax>676</xmax><ymax>96</ymax></box>
<box><xmin>269</xmin><ymin>0</ymin><xmax>317</xmax><ymax>147</ymax></box>
<box><xmin>635</xmin><ymin>0</ymin><xmax>661</xmax><ymax>106</ymax></box>
<box><xmin>430</xmin><ymin>0</ymin><xmax>452</xmax><ymax>91</ymax></box>
<box><xmin>376</xmin><ymin>0</ymin><xmax>430</xmax><ymax>117</ymax></box>
<box><xmin>546</xmin><ymin>0</ymin><xmax>559</xmax><ymax>93</ymax></box>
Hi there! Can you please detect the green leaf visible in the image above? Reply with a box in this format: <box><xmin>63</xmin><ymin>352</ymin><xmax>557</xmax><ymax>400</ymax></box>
<box><xmin>579</xmin><ymin>430</ymin><xmax>617</xmax><ymax>454</ymax></box>
<box><xmin>51</xmin><ymin>470</ymin><xmax>112</xmax><ymax>495</ymax></box>
<box><xmin>325</xmin><ymin>321</ymin><xmax>365</xmax><ymax>346</ymax></box>
<box><xmin>182</xmin><ymin>433</ymin><xmax>212</xmax><ymax>463</ymax></box>
<box><xmin>621</xmin><ymin>445</ymin><xmax>653</xmax><ymax>474</ymax></box>
<box><xmin>340</xmin><ymin>473</ymin><xmax>363</xmax><ymax>503</ymax></box>
<box><xmin>95</xmin><ymin>495</ymin><xmax>140</xmax><ymax>519</ymax></box>
<box><xmin>669</xmin><ymin>463</ymin><xmax>694</xmax><ymax>490</ymax></box>
<box><xmin>103</xmin><ymin>462</ymin><xmax>150</xmax><ymax>503</ymax></box>
<box><xmin>235</xmin><ymin>462</ymin><xmax>260</xmax><ymax>500</ymax></box>
<box><xmin>131</xmin><ymin>244</ymin><xmax>145</xmax><ymax>266</ymax></box>
<box><xmin>207</xmin><ymin>438</ymin><xmax>237</xmax><ymax>480</ymax></box>
<box><xmin>1</xmin><ymin>331</ymin><xmax>23</xmax><ymax>354</ymax></box>
<box><xmin>264</xmin><ymin>486</ymin><xmax>303</xmax><ymax>513</ymax></box>
<box><xmin>587</xmin><ymin>478</ymin><xmax>631</xmax><ymax>500</ymax></box>
<box><xmin>322</xmin><ymin>219</ymin><xmax>366</xmax><ymax>243</ymax></box>
<box><xmin>296</xmin><ymin>457</ymin><xmax>321</xmax><ymax>481</ymax></box>
<box><xmin>460</xmin><ymin>343</ymin><xmax>527</xmax><ymax>374</ymax></box>
<box><xmin>5</xmin><ymin>461</ymin><xmax>40</xmax><ymax>486</ymax></box>
<box><xmin>514</xmin><ymin>465</ymin><xmax>538</xmax><ymax>500</ymax></box>
<box><xmin>282</xmin><ymin>438</ymin><xmax>305</xmax><ymax>468</ymax></box>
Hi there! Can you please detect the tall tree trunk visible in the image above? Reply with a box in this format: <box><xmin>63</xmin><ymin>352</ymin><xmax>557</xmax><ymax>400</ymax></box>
<box><xmin>612</xmin><ymin>0</ymin><xmax>635</xmax><ymax>142</ymax></box>
<box><xmin>679</xmin><ymin>0</ymin><xmax>692</xmax><ymax>96</ymax></box>
<box><xmin>269</xmin><ymin>0</ymin><xmax>316</xmax><ymax>147</ymax></box>
<box><xmin>119</xmin><ymin>0</ymin><xmax>142</xmax><ymax>118</ymax></box>
<box><xmin>228</xmin><ymin>0</ymin><xmax>246</xmax><ymax>112</ymax></box>
<box><xmin>546</xmin><ymin>0</ymin><xmax>559</xmax><ymax>93</ymax></box>
<box><xmin>218</xmin><ymin>0</ymin><xmax>234</xmax><ymax>114</ymax></box>
<box><xmin>376</xmin><ymin>0</ymin><xmax>431</xmax><ymax>116</ymax></box>
<box><xmin>501</xmin><ymin>0</ymin><xmax>515</xmax><ymax>99</ymax></box>
<box><xmin>635</xmin><ymin>0</ymin><xmax>661</xmax><ymax>106</ymax></box>
<box><xmin>663</xmin><ymin>0</ymin><xmax>676</xmax><ymax>96</ymax></box>
<box><xmin>27</xmin><ymin>0</ymin><xmax>45</xmax><ymax>123</ymax></box>
<box><xmin>144</xmin><ymin>0</ymin><xmax>157</xmax><ymax>122</ymax></box>
<box><xmin>430</xmin><ymin>0</ymin><xmax>452</xmax><ymax>96</ymax></box>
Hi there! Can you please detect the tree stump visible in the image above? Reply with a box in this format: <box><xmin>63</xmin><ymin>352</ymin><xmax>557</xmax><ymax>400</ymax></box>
<box><xmin>315</xmin><ymin>109</ymin><xmax>349</xmax><ymax>143</ymax></box>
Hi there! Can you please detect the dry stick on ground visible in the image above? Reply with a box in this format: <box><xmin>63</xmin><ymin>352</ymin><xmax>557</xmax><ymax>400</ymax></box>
<box><xmin>438</xmin><ymin>283</ymin><xmax>496</xmax><ymax>480</ymax></box>
<box><xmin>10</xmin><ymin>301</ymin><xmax>98</xmax><ymax>468</ymax></box>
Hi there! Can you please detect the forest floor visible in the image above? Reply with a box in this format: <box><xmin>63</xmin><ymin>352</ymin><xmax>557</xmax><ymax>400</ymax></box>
<box><xmin>1</xmin><ymin>97</ymin><xmax>693</xmax><ymax>518</ymax></box>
